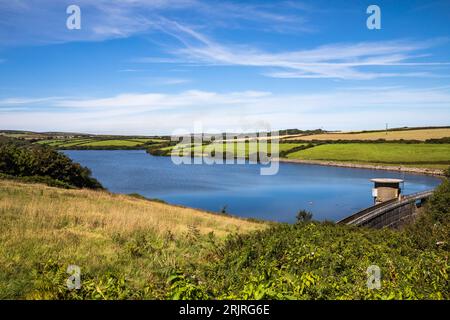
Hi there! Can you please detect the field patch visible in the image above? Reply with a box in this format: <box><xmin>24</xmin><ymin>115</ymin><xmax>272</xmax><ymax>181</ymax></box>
<box><xmin>171</xmin><ymin>142</ymin><xmax>306</xmax><ymax>157</ymax></box>
<box><xmin>287</xmin><ymin>143</ymin><xmax>450</xmax><ymax>166</ymax></box>
<box><xmin>285</xmin><ymin>128</ymin><xmax>450</xmax><ymax>141</ymax></box>
<box><xmin>75</xmin><ymin>139</ymin><xmax>145</xmax><ymax>147</ymax></box>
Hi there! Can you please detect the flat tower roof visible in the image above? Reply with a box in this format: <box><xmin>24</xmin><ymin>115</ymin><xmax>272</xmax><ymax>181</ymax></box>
<box><xmin>370</xmin><ymin>178</ymin><xmax>404</xmax><ymax>183</ymax></box>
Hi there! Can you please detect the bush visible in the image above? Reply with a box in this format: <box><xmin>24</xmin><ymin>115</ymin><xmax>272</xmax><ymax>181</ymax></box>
<box><xmin>194</xmin><ymin>222</ymin><xmax>449</xmax><ymax>299</ymax></box>
<box><xmin>407</xmin><ymin>178</ymin><xmax>450</xmax><ymax>250</ymax></box>
<box><xmin>0</xmin><ymin>137</ymin><xmax>102</xmax><ymax>189</ymax></box>
<box><xmin>296</xmin><ymin>210</ymin><xmax>313</xmax><ymax>223</ymax></box>
<box><xmin>444</xmin><ymin>167</ymin><xmax>450</xmax><ymax>178</ymax></box>
<box><xmin>28</xmin><ymin>260</ymin><xmax>145</xmax><ymax>300</ymax></box>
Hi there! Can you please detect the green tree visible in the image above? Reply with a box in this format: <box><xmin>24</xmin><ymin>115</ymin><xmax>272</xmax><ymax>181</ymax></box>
<box><xmin>296</xmin><ymin>209</ymin><xmax>313</xmax><ymax>223</ymax></box>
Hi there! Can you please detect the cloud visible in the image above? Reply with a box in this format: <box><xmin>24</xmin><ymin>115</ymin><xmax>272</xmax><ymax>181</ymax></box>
<box><xmin>2</xmin><ymin>1</ymin><xmax>447</xmax><ymax>81</ymax></box>
<box><xmin>0</xmin><ymin>96</ymin><xmax>62</xmax><ymax>105</ymax></box>
<box><xmin>138</xmin><ymin>22</ymin><xmax>450</xmax><ymax>80</ymax></box>
<box><xmin>51</xmin><ymin>90</ymin><xmax>272</xmax><ymax>108</ymax></box>
<box><xmin>1</xmin><ymin>86</ymin><xmax>449</xmax><ymax>134</ymax></box>
<box><xmin>0</xmin><ymin>0</ymin><xmax>309</xmax><ymax>46</ymax></box>
<box><xmin>148</xmin><ymin>77</ymin><xmax>191</xmax><ymax>85</ymax></box>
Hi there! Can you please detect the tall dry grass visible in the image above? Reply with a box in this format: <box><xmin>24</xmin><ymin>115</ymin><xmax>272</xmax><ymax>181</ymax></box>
<box><xmin>0</xmin><ymin>180</ymin><xmax>262</xmax><ymax>237</ymax></box>
<box><xmin>0</xmin><ymin>179</ymin><xmax>265</xmax><ymax>298</ymax></box>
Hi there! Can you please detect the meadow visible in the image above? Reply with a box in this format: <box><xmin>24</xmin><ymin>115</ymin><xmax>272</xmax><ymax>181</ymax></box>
<box><xmin>284</xmin><ymin>127</ymin><xmax>450</xmax><ymax>141</ymax></box>
<box><xmin>0</xmin><ymin>180</ymin><xmax>265</xmax><ymax>299</ymax></box>
<box><xmin>286</xmin><ymin>143</ymin><xmax>450</xmax><ymax>168</ymax></box>
<box><xmin>168</xmin><ymin>141</ymin><xmax>306</xmax><ymax>157</ymax></box>
<box><xmin>37</xmin><ymin>137</ymin><xmax>167</xmax><ymax>149</ymax></box>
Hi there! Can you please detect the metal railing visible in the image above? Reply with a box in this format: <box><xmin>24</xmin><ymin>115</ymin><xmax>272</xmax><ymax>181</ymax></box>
<box><xmin>337</xmin><ymin>190</ymin><xmax>434</xmax><ymax>226</ymax></box>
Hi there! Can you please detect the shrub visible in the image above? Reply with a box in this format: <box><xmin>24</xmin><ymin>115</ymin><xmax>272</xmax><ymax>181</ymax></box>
<box><xmin>444</xmin><ymin>167</ymin><xmax>450</xmax><ymax>178</ymax></box>
<box><xmin>407</xmin><ymin>178</ymin><xmax>450</xmax><ymax>250</ymax></box>
<box><xmin>28</xmin><ymin>260</ymin><xmax>145</xmax><ymax>300</ymax></box>
<box><xmin>296</xmin><ymin>210</ymin><xmax>313</xmax><ymax>223</ymax></box>
<box><xmin>0</xmin><ymin>137</ymin><xmax>102</xmax><ymax>189</ymax></box>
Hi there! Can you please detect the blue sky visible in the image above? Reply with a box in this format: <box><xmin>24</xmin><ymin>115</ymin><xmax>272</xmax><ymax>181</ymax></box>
<box><xmin>0</xmin><ymin>0</ymin><xmax>449</xmax><ymax>134</ymax></box>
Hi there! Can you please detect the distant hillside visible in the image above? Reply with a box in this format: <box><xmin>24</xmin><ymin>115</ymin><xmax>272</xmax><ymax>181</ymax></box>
<box><xmin>284</xmin><ymin>127</ymin><xmax>450</xmax><ymax>142</ymax></box>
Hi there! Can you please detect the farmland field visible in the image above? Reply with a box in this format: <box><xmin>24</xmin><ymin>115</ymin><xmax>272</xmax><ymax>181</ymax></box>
<box><xmin>37</xmin><ymin>139</ymin><xmax>95</xmax><ymax>147</ymax></box>
<box><xmin>286</xmin><ymin>143</ymin><xmax>450</xmax><ymax>166</ymax></box>
<box><xmin>284</xmin><ymin>128</ymin><xmax>450</xmax><ymax>141</ymax></box>
<box><xmin>75</xmin><ymin>139</ymin><xmax>146</xmax><ymax>147</ymax></box>
<box><xmin>172</xmin><ymin>142</ymin><xmax>306</xmax><ymax>156</ymax></box>
<box><xmin>35</xmin><ymin>137</ymin><xmax>167</xmax><ymax>149</ymax></box>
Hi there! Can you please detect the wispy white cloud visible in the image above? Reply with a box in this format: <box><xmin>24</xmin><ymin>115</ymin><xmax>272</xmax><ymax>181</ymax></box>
<box><xmin>0</xmin><ymin>0</ymin><xmax>309</xmax><ymax>46</ymax></box>
<box><xmin>0</xmin><ymin>96</ymin><xmax>62</xmax><ymax>105</ymax></box>
<box><xmin>52</xmin><ymin>90</ymin><xmax>271</xmax><ymax>109</ymax></box>
<box><xmin>2</xmin><ymin>1</ymin><xmax>447</xmax><ymax>81</ymax></box>
<box><xmin>149</xmin><ymin>77</ymin><xmax>191</xmax><ymax>85</ymax></box>
<box><xmin>138</xmin><ymin>21</ymin><xmax>450</xmax><ymax>80</ymax></box>
<box><xmin>1</xmin><ymin>86</ymin><xmax>449</xmax><ymax>134</ymax></box>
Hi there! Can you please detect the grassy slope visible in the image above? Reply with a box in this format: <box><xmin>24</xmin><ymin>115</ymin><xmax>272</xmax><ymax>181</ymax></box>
<box><xmin>0</xmin><ymin>179</ymin><xmax>448</xmax><ymax>299</ymax></box>
<box><xmin>0</xmin><ymin>180</ymin><xmax>265</xmax><ymax>299</ymax></box>
<box><xmin>286</xmin><ymin>143</ymin><xmax>450</xmax><ymax>168</ymax></box>
<box><xmin>285</xmin><ymin>128</ymin><xmax>450</xmax><ymax>141</ymax></box>
<box><xmin>175</xmin><ymin>142</ymin><xmax>306</xmax><ymax>156</ymax></box>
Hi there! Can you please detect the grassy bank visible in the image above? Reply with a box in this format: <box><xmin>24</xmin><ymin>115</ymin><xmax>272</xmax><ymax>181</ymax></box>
<box><xmin>0</xmin><ymin>180</ymin><xmax>266</xmax><ymax>299</ymax></box>
<box><xmin>285</xmin><ymin>143</ymin><xmax>450</xmax><ymax>169</ymax></box>
<box><xmin>1</xmin><ymin>178</ymin><xmax>448</xmax><ymax>299</ymax></box>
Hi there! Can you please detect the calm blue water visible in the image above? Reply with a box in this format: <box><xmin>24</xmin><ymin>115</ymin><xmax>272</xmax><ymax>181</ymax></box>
<box><xmin>64</xmin><ymin>150</ymin><xmax>441</xmax><ymax>223</ymax></box>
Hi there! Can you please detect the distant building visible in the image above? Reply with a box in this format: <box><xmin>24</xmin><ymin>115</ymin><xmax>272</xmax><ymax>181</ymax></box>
<box><xmin>371</xmin><ymin>178</ymin><xmax>404</xmax><ymax>204</ymax></box>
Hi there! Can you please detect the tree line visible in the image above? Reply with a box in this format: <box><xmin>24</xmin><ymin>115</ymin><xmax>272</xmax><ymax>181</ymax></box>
<box><xmin>0</xmin><ymin>136</ymin><xmax>102</xmax><ymax>189</ymax></box>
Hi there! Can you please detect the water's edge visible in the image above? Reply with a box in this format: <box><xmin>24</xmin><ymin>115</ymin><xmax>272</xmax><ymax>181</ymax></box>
<box><xmin>60</xmin><ymin>148</ymin><xmax>444</xmax><ymax>177</ymax></box>
<box><xmin>276</xmin><ymin>158</ymin><xmax>444</xmax><ymax>177</ymax></box>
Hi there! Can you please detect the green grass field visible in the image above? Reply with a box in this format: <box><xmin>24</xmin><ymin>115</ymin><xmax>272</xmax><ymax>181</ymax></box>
<box><xmin>36</xmin><ymin>137</ymin><xmax>167</xmax><ymax>149</ymax></box>
<box><xmin>287</xmin><ymin>143</ymin><xmax>450</xmax><ymax>166</ymax></box>
<box><xmin>171</xmin><ymin>142</ymin><xmax>306</xmax><ymax>157</ymax></box>
<box><xmin>153</xmin><ymin>141</ymin><xmax>450</xmax><ymax>169</ymax></box>
<box><xmin>76</xmin><ymin>139</ymin><xmax>145</xmax><ymax>147</ymax></box>
<box><xmin>37</xmin><ymin>139</ymin><xmax>96</xmax><ymax>147</ymax></box>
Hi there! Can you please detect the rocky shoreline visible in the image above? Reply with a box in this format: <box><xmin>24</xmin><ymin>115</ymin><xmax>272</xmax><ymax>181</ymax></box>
<box><xmin>276</xmin><ymin>158</ymin><xmax>445</xmax><ymax>177</ymax></box>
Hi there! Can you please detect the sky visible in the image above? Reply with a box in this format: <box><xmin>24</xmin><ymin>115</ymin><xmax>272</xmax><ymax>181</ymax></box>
<box><xmin>0</xmin><ymin>0</ymin><xmax>449</xmax><ymax>135</ymax></box>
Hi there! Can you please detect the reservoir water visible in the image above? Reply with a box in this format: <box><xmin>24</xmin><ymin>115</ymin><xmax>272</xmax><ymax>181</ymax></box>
<box><xmin>64</xmin><ymin>150</ymin><xmax>441</xmax><ymax>223</ymax></box>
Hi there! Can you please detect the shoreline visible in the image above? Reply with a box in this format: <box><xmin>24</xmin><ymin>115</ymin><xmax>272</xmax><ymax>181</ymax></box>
<box><xmin>276</xmin><ymin>157</ymin><xmax>445</xmax><ymax>177</ymax></box>
<box><xmin>61</xmin><ymin>148</ymin><xmax>446</xmax><ymax>177</ymax></box>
